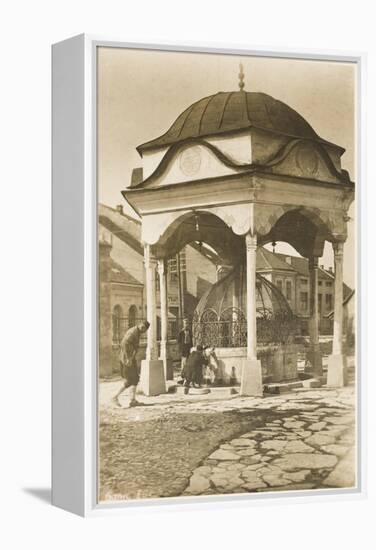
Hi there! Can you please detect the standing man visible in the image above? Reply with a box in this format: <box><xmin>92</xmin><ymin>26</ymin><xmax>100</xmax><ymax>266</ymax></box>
<box><xmin>112</xmin><ymin>320</ymin><xmax>150</xmax><ymax>408</ymax></box>
<box><xmin>178</xmin><ymin>317</ymin><xmax>193</xmax><ymax>380</ymax></box>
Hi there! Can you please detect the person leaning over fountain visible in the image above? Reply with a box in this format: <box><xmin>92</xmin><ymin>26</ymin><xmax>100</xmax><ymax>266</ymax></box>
<box><xmin>112</xmin><ymin>320</ymin><xmax>150</xmax><ymax>408</ymax></box>
<box><xmin>184</xmin><ymin>345</ymin><xmax>217</xmax><ymax>394</ymax></box>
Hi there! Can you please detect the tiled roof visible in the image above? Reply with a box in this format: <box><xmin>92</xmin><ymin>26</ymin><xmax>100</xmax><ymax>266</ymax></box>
<box><xmin>273</xmin><ymin>251</ymin><xmax>352</xmax><ymax>298</ymax></box>
<box><xmin>256</xmin><ymin>247</ymin><xmax>296</xmax><ymax>272</ymax></box>
<box><xmin>110</xmin><ymin>259</ymin><xmax>142</xmax><ymax>286</ymax></box>
<box><xmin>99</xmin><ymin>203</ymin><xmax>143</xmax><ymax>255</ymax></box>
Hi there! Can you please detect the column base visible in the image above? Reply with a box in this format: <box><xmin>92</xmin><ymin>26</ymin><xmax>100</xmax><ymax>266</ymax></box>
<box><xmin>240</xmin><ymin>357</ymin><xmax>263</xmax><ymax>397</ymax></box>
<box><xmin>139</xmin><ymin>359</ymin><xmax>166</xmax><ymax>396</ymax></box>
<box><xmin>305</xmin><ymin>349</ymin><xmax>323</xmax><ymax>377</ymax></box>
<box><xmin>160</xmin><ymin>357</ymin><xmax>174</xmax><ymax>381</ymax></box>
<box><xmin>326</xmin><ymin>354</ymin><xmax>348</xmax><ymax>387</ymax></box>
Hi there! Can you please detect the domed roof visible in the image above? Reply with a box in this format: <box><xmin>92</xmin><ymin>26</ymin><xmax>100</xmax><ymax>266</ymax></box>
<box><xmin>192</xmin><ymin>263</ymin><xmax>297</xmax><ymax>347</ymax></box>
<box><xmin>137</xmin><ymin>91</ymin><xmax>325</xmax><ymax>154</ymax></box>
<box><xmin>194</xmin><ymin>264</ymin><xmax>293</xmax><ymax>321</ymax></box>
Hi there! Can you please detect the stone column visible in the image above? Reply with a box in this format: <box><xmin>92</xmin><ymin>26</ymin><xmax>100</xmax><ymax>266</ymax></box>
<box><xmin>157</xmin><ymin>259</ymin><xmax>173</xmax><ymax>380</ymax></box>
<box><xmin>327</xmin><ymin>241</ymin><xmax>347</xmax><ymax>386</ymax></box>
<box><xmin>140</xmin><ymin>245</ymin><xmax>166</xmax><ymax>395</ymax></box>
<box><xmin>306</xmin><ymin>257</ymin><xmax>323</xmax><ymax>377</ymax></box>
<box><xmin>144</xmin><ymin>245</ymin><xmax>158</xmax><ymax>360</ymax></box>
<box><xmin>240</xmin><ymin>233</ymin><xmax>263</xmax><ymax>396</ymax></box>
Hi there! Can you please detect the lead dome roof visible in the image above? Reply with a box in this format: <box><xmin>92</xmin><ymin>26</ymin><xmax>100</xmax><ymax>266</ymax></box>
<box><xmin>137</xmin><ymin>91</ymin><xmax>338</xmax><ymax>154</ymax></box>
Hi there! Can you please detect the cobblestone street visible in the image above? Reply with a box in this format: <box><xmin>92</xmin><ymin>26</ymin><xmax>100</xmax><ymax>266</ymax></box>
<box><xmin>99</xmin><ymin>381</ymin><xmax>356</xmax><ymax>502</ymax></box>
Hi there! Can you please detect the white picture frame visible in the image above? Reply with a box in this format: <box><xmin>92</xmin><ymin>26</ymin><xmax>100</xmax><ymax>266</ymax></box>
<box><xmin>52</xmin><ymin>34</ymin><xmax>366</xmax><ymax>517</ymax></box>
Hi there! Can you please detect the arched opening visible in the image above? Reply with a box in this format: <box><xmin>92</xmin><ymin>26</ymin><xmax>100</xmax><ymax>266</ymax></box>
<box><xmin>153</xmin><ymin>210</ymin><xmax>245</xmax><ymax>263</ymax></box>
<box><xmin>112</xmin><ymin>304</ymin><xmax>123</xmax><ymax>345</ymax></box>
<box><xmin>128</xmin><ymin>304</ymin><xmax>137</xmax><ymax>328</ymax></box>
<box><xmin>259</xmin><ymin>207</ymin><xmax>332</xmax><ymax>258</ymax></box>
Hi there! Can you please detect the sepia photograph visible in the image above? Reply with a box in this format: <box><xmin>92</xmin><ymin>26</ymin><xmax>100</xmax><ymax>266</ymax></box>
<box><xmin>97</xmin><ymin>46</ymin><xmax>357</xmax><ymax>503</ymax></box>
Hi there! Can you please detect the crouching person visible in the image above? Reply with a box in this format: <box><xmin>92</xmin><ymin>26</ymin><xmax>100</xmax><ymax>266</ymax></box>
<box><xmin>112</xmin><ymin>320</ymin><xmax>150</xmax><ymax>408</ymax></box>
<box><xmin>184</xmin><ymin>344</ymin><xmax>209</xmax><ymax>395</ymax></box>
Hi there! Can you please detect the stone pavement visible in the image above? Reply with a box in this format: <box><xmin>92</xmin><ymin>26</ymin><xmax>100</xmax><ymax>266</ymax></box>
<box><xmin>99</xmin><ymin>381</ymin><xmax>356</xmax><ymax>501</ymax></box>
<box><xmin>184</xmin><ymin>387</ymin><xmax>356</xmax><ymax>495</ymax></box>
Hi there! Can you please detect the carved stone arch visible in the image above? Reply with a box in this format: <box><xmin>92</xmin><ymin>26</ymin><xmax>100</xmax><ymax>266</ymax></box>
<box><xmin>257</xmin><ymin>206</ymin><xmax>336</xmax><ymax>258</ymax></box>
<box><xmin>141</xmin><ymin>205</ymin><xmax>254</xmax><ymax>261</ymax></box>
<box><xmin>141</xmin><ymin>203</ymin><xmax>254</xmax><ymax>249</ymax></box>
<box><xmin>255</xmin><ymin>204</ymin><xmax>296</xmax><ymax>237</ymax></box>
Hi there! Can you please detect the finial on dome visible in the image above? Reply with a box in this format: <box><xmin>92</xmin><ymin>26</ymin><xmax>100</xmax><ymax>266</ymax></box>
<box><xmin>238</xmin><ymin>63</ymin><xmax>245</xmax><ymax>91</ymax></box>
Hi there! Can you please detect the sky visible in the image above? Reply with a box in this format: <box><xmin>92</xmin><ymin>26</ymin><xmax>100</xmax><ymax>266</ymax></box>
<box><xmin>97</xmin><ymin>47</ymin><xmax>356</xmax><ymax>286</ymax></box>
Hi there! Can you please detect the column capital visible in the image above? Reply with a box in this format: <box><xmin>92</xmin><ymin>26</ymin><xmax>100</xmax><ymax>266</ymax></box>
<box><xmin>332</xmin><ymin>241</ymin><xmax>344</xmax><ymax>258</ymax></box>
<box><xmin>157</xmin><ymin>258</ymin><xmax>166</xmax><ymax>276</ymax></box>
<box><xmin>144</xmin><ymin>244</ymin><xmax>158</xmax><ymax>267</ymax></box>
<box><xmin>245</xmin><ymin>232</ymin><xmax>257</xmax><ymax>251</ymax></box>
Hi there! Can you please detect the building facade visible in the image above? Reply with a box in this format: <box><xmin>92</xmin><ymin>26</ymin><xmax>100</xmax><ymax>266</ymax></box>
<box><xmin>98</xmin><ymin>203</ymin><xmax>217</xmax><ymax>376</ymax></box>
<box><xmin>257</xmin><ymin>247</ymin><xmax>352</xmax><ymax>335</ymax></box>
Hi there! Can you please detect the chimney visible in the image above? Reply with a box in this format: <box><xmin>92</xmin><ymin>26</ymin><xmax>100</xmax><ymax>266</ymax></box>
<box><xmin>320</xmin><ymin>264</ymin><xmax>324</xmax><ymax>270</ymax></box>
<box><xmin>328</xmin><ymin>266</ymin><xmax>333</xmax><ymax>273</ymax></box>
<box><xmin>116</xmin><ymin>204</ymin><xmax>124</xmax><ymax>215</ymax></box>
<box><xmin>285</xmin><ymin>256</ymin><xmax>292</xmax><ymax>265</ymax></box>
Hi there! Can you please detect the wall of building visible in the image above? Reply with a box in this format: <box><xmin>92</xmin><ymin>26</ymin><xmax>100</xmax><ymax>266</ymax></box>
<box><xmin>99</xmin><ymin>242</ymin><xmax>113</xmax><ymax>377</ymax></box>
<box><xmin>266</xmin><ymin>267</ymin><xmax>335</xmax><ymax>335</ymax></box>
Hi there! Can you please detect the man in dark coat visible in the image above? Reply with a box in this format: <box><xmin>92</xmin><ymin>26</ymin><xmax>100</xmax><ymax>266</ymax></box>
<box><xmin>112</xmin><ymin>320</ymin><xmax>150</xmax><ymax>407</ymax></box>
<box><xmin>178</xmin><ymin>318</ymin><xmax>193</xmax><ymax>378</ymax></box>
<box><xmin>183</xmin><ymin>345</ymin><xmax>209</xmax><ymax>394</ymax></box>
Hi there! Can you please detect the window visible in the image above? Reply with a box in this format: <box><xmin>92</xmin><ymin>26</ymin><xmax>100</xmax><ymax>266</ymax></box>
<box><xmin>325</xmin><ymin>281</ymin><xmax>333</xmax><ymax>288</ymax></box>
<box><xmin>112</xmin><ymin>305</ymin><xmax>123</xmax><ymax>344</ymax></box>
<box><xmin>301</xmin><ymin>278</ymin><xmax>308</xmax><ymax>285</ymax></box>
<box><xmin>300</xmin><ymin>292</ymin><xmax>308</xmax><ymax>312</ymax></box>
<box><xmin>276</xmin><ymin>279</ymin><xmax>283</xmax><ymax>293</ymax></box>
<box><xmin>326</xmin><ymin>294</ymin><xmax>333</xmax><ymax>310</ymax></box>
<box><xmin>168</xmin><ymin>250</ymin><xmax>186</xmax><ymax>282</ymax></box>
<box><xmin>168</xmin><ymin>257</ymin><xmax>178</xmax><ymax>283</ymax></box>
<box><xmin>318</xmin><ymin>281</ymin><xmax>322</xmax><ymax>286</ymax></box>
<box><xmin>286</xmin><ymin>280</ymin><xmax>292</xmax><ymax>301</ymax></box>
<box><xmin>318</xmin><ymin>294</ymin><xmax>322</xmax><ymax>314</ymax></box>
<box><xmin>128</xmin><ymin>305</ymin><xmax>137</xmax><ymax>328</ymax></box>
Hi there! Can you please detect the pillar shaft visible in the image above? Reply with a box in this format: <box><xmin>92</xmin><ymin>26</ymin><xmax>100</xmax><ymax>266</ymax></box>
<box><xmin>157</xmin><ymin>259</ymin><xmax>168</xmax><ymax>368</ymax></box>
<box><xmin>240</xmin><ymin>232</ymin><xmax>262</xmax><ymax>396</ymax></box>
<box><xmin>144</xmin><ymin>245</ymin><xmax>158</xmax><ymax>360</ymax></box>
<box><xmin>307</xmin><ymin>256</ymin><xmax>322</xmax><ymax>376</ymax></box>
<box><xmin>309</xmin><ymin>257</ymin><xmax>320</xmax><ymax>348</ymax></box>
<box><xmin>332</xmin><ymin>242</ymin><xmax>344</xmax><ymax>355</ymax></box>
<box><xmin>246</xmin><ymin>233</ymin><xmax>257</xmax><ymax>359</ymax></box>
<box><xmin>327</xmin><ymin>241</ymin><xmax>347</xmax><ymax>387</ymax></box>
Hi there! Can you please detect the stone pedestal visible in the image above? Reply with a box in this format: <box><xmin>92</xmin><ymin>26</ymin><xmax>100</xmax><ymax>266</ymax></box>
<box><xmin>240</xmin><ymin>357</ymin><xmax>263</xmax><ymax>396</ymax></box>
<box><xmin>139</xmin><ymin>359</ymin><xmax>166</xmax><ymax>396</ymax></box>
<box><xmin>327</xmin><ymin>354</ymin><xmax>347</xmax><ymax>387</ymax></box>
<box><xmin>305</xmin><ymin>349</ymin><xmax>323</xmax><ymax>377</ymax></box>
<box><xmin>164</xmin><ymin>358</ymin><xmax>174</xmax><ymax>380</ymax></box>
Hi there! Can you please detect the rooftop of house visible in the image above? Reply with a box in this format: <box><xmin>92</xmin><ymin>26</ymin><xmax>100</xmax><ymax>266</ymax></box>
<box><xmin>109</xmin><ymin>259</ymin><xmax>143</xmax><ymax>286</ymax></box>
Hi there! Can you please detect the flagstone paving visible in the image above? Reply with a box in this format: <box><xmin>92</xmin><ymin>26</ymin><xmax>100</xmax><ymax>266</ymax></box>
<box><xmin>99</xmin><ymin>381</ymin><xmax>356</xmax><ymax>501</ymax></box>
<box><xmin>184</xmin><ymin>387</ymin><xmax>356</xmax><ymax>496</ymax></box>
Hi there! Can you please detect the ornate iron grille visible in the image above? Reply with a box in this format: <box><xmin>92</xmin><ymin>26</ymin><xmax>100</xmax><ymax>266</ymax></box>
<box><xmin>193</xmin><ymin>307</ymin><xmax>297</xmax><ymax>348</ymax></box>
